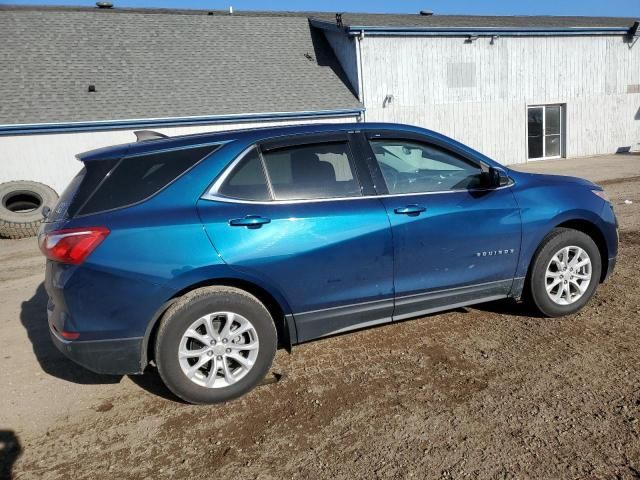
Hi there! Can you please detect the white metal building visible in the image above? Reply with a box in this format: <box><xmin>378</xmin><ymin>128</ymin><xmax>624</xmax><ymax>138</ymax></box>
<box><xmin>1</xmin><ymin>6</ymin><xmax>639</xmax><ymax>195</ymax></box>
<box><xmin>314</xmin><ymin>13</ymin><xmax>640</xmax><ymax>165</ymax></box>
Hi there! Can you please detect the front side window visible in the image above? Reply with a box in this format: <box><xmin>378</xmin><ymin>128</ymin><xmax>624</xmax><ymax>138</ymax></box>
<box><xmin>262</xmin><ymin>141</ymin><xmax>361</xmax><ymax>201</ymax></box>
<box><xmin>369</xmin><ymin>139</ymin><xmax>482</xmax><ymax>194</ymax></box>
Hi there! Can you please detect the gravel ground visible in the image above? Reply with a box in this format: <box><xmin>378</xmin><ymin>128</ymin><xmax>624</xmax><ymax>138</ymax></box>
<box><xmin>1</xmin><ymin>156</ymin><xmax>639</xmax><ymax>479</ymax></box>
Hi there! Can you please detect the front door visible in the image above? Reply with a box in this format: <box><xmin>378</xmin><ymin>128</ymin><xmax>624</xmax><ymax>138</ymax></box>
<box><xmin>197</xmin><ymin>134</ymin><xmax>394</xmax><ymax>342</ymax></box>
<box><xmin>527</xmin><ymin>105</ymin><xmax>563</xmax><ymax>160</ymax></box>
<box><xmin>362</xmin><ymin>132</ymin><xmax>522</xmax><ymax>320</ymax></box>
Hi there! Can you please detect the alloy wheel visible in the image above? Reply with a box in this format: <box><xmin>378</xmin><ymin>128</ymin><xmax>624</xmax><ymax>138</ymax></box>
<box><xmin>545</xmin><ymin>245</ymin><xmax>592</xmax><ymax>305</ymax></box>
<box><xmin>178</xmin><ymin>311</ymin><xmax>259</xmax><ymax>388</ymax></box>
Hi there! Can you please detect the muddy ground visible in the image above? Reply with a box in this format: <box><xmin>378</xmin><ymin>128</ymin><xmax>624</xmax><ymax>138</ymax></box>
<box><xmin>1</xmin><ymin>158</ymin><xmax>640</xmax><ymax>479</ymax></box>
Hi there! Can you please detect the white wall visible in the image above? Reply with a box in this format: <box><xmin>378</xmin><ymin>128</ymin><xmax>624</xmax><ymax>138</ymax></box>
<box><xmin>0</xmin><ymin>115</ymin><xmax>358</xmax><ymax>195</ymax></box>
<box><xmin>353</xmin><ymin>34</ymin><xmax>640</xmax><ymax>164</ymax></box>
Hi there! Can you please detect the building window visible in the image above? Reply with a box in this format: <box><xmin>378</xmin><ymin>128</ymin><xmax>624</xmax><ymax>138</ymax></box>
<box><xmin>527</xmin><ymin>105</ymin><xmax>564</xmax><ymax>160</ymax></box>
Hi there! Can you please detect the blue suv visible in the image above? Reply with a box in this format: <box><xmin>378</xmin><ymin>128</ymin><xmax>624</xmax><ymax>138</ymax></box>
<box><xmin>39</xmin><ymin>123</ymin><xmax>618</xmax><ymax>404</ymax></box>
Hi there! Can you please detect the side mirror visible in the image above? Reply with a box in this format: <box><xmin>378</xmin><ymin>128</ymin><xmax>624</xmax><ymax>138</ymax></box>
<box><xmin>481</xmin><ymin>167</ymin><xmax>510</xmax><ymax>189</ymax></box>
<box><xmin>488</xmin><ymin>167</ymin><xmax>501</xmax><ymax>188</ymax></box>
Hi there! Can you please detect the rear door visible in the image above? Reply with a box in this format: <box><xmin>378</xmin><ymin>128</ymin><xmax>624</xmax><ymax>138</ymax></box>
<box><xmin>361</xmin><ymin>131</ymin><xmax>522</xmax><ymax>320</ymax></box>
<box><xmin>197</xmin><ymin>133</ymin><xmax>394</xmax><ymax>342</ymax></box>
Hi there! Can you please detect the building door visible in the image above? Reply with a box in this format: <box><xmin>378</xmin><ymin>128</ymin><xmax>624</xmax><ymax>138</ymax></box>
<box><xmin>527</xmin><ymin>105</ymin><xmax>563</xmax><ymax>160</ymax></box>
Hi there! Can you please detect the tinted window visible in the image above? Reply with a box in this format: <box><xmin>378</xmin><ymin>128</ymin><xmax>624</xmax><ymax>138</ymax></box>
<box><xmin>79</xmin><ymin>145</ymin><xmax>217</xmax><ymax>215</ymax></box>
<box><xmin>218</xmin><ymin>148</ymin><xmax>270</xmax><ymax>201</ymax></box>
<box><xmin>65</xmin><ymin>158</ymin><xmax>119</xmax><ymax>218</ymax></box>
<box><xmin>369</xmin><ymin>139</ymin><xmax>482</xmax><ymax>194</ymax></box>
<box><xmin>262</xmin><ymin>142</ymin><xmax>361</xmax><ymax>200</ymax></box>
<box><xmin>47</xmin><ymin>167</ymin><xmax>88</xmax><ymax>222</ymax></box>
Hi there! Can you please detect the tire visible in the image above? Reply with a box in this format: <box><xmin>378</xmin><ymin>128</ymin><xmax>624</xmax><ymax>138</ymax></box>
<box><xmin>154</xmin><ymin>286</ymin><xmax>277</xmax><ymax>404</ymax></box>
<box><xmin>0</xmin><ymin>181</ymin><xmax>58</xmax><ymax>239</ymax></box>
<box><xmin>527</xmin><ymin>227</ymin><xmax>602</xmax><ymax>317</ymax></box>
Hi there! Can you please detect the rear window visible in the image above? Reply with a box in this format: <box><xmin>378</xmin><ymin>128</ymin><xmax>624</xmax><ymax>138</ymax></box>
<box><xmin>77</xmin><ymin>145</ymin><xmax>217</xmax><ymax>216</ymax></box>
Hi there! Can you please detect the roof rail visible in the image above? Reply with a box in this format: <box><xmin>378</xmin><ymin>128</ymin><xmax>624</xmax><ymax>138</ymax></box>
<box><xmin>134</xmin><ymin>130</ymin><xmax>168</xmax><ymax>142</ymax></box>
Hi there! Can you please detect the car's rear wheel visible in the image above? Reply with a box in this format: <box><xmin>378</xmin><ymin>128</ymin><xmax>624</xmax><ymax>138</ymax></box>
<box><xmin>154</xmin><ymin>286</ymin><xmax>277</xmax><ymax>404</ymax></box>
<box><xmin>527</xmin><ymin>228</ymin><xmax>602</xmax><ymax>317</ymax></box>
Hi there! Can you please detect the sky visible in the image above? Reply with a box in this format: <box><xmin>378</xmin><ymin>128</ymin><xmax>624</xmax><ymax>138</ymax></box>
<box><xmin>3</xmin><ymin>0</ymin><xmax>640</xmax><ymax>17</ymax></box>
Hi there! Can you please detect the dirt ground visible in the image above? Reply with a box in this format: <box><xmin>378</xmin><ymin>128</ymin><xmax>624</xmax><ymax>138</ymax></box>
<box><xmin>1</xmin><ymin>155</ymin><xmax>640</xmax><ymax>479</ymax></box>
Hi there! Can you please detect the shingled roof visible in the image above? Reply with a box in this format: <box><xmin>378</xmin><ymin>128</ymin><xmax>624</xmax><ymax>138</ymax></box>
<box><xmin>308</xmin><ymin>13</ymin><xmax>637</xmax><ymax>29</ymax></box>
<box><xmin>1</xmin><ymin>5</ymin><xmax>636</xmax><ymax>128</ymax></box>
<box><xmin>0</xmin><ymin>6</ymin><xmax>361</xmax><ymax>126</ymax></box>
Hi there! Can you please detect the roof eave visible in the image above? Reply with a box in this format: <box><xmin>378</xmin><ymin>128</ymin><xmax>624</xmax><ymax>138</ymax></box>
<box><xmin>0</xmin><ymin>108</ymin><xmax>365</xmax><ymax>136</ymax></box>
<box><xmin>309</xmin><ymin>18</ymin><xmax>632</xmax><ymax>37</ymax></box>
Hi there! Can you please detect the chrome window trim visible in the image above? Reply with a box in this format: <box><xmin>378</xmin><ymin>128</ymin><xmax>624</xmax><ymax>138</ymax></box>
<box><xmin>202</xmin><ymin>144</ymin><xmax>515</xmax><ymax>205</ymax></box>
<box><xmin>203</xmin><ymin>182</ymin><xmax>514</xmax><ymax>205</ymax></box>
<box><xmin>209</xmin><ymin>145</ymin><xmax>258</xmax><ymax>194</ymax></box>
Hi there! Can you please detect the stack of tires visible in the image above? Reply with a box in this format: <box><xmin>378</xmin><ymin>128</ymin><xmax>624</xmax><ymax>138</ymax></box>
<box><xmin>0</xmin><ymin>181</ymin><xmax>59</xmax><ymax>239</ymax></box>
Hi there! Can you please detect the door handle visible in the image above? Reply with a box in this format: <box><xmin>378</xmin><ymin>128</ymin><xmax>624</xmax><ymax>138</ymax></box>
<box><xmin>394</xmin><ymin>205</ymin><xmax>426</xmax><ymax>216</ymax></box>
<box><xmin>229</xmin><ymin>215</ymin><xmax>271</xmax><ymax>228</ymax></box>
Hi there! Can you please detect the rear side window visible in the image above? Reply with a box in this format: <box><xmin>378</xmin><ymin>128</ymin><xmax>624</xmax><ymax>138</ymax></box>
<box><xmin>262</xmin><ymin>142</ymin><xmax>361</xmax><ymax>201</ymax></box>
<box><xmin>217</xmin><ymin>148</ymin><xmax>270</xmax><ymax>201</ymax></box>
<box><xmin>78</xmin><ymin>145</ymin><xmax>217</xmax><ymax>215</ymax></box>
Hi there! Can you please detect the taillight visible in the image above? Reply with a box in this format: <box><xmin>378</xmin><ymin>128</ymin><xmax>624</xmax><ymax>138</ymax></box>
<box><xmin>39</xmin><ymin>227</ymin><xmax>110</xmax><ymax>265</ymax></box>
<box><xmin>60</xmin><ymin>331</ymin><xmax>81</xmax><ymax>340</ymax></box>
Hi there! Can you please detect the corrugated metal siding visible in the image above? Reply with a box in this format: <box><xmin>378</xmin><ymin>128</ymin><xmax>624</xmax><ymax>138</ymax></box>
<box><xmin>357</xmin><ymin>35</ymin><xmax>640</xmax><ymax>164</ymax></box>
<box><xmin>0</xmin><ymin>116</ymin><xmax>358</xmax><ymax>195</ymax></box>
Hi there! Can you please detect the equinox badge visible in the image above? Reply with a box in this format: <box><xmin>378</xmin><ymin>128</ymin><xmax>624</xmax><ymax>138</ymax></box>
<box><xmin>476</xmin><ymin>249</ymin><xmax>516</xmax><ymax>257</ymax></box>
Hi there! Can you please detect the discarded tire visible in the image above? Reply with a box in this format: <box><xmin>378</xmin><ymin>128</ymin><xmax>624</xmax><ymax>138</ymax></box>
<box><xmin>0</xmin><ymin>181</ymin><xmax>59</xmax><ymax>239</ymax></box>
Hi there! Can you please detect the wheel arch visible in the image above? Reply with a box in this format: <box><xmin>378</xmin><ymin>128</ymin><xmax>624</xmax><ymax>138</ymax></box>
<box><xmin>140</xmin><ymin>277</ymin><xmax>297</xmax><ymax>370</ymax></box>
<box><xmin>523</xmin><ymin>219</ymin><xmax>609</xmax><ymax>290</ymax></box>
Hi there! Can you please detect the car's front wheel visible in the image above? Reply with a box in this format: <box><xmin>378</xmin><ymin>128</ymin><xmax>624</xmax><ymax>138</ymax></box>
<box><xmin>527</xmin><ymin>227</ymin><xmax>602</xmax><ymax>317</ymax></box>
<box><xmin>154</xmin><ymin>286</ymin><xmax>277</xmax><ymax>404</ymax></box>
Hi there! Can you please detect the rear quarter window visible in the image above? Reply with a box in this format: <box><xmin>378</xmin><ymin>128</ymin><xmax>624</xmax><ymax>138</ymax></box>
<box><xmin>78</xmin><ymin>145</ymin><xmax>217</xmax><ymax>216</ymax></box>
<box><xmin>217</xmin><ymin>148</ymin><xmax>271</xmax><ymax>201</ymax></box>
<box><xmin>47</xmin><ymin>167</ymin><xmax>87</xmax><ymax>223</ymax></box>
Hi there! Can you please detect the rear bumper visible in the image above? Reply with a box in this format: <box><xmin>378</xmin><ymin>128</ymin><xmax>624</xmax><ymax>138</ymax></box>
<box><xmin>44</xmin><ymin>256</ymin><xmax>174</xmax><ymax>374</ymax></box>
<box><xmin>50</xmin><ymin>324</ymin><xmax>144</xmax><ymax>375</ymax></box>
